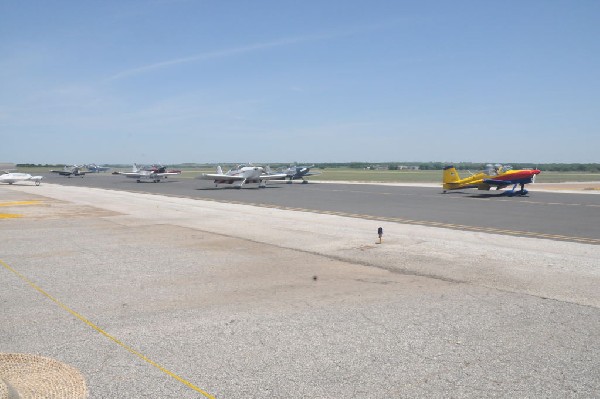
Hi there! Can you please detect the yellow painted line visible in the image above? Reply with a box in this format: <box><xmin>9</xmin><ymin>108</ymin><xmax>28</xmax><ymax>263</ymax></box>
<box><xmin>0</xmin><ymin>200</ymin><xmax>42</xmax><ymax>207</ymax></box>
<box><xmin>0</xmin><ymin>259</ymin><xmax>216</xmax><ymax>399</ymax></box>
<box><xmin>0</xmin><ymin>213</ymin><xmax>22</xmax><ymax>219</ymax></box>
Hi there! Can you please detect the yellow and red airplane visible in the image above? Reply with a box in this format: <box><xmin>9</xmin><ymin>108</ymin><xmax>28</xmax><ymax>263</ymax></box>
<box><xmin>443</xmin><ymin>164</ymin><xmax>541</xmax><ymax>196</ymax></box>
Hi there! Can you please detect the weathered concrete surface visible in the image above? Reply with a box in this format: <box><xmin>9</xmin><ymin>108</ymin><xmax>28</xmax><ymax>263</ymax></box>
<box><xmin>1</xmin><ymin>185</ymin><xmax>599</xmax><ymax>398</ymax></box>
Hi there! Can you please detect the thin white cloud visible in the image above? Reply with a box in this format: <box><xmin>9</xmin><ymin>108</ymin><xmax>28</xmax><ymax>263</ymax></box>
<box><xmin>104</xmin><ymin>21</ymin><xmax>399</xmax><ymax>82</ymax></box>
<box><xmin>104</xmin><ymin>35</ymin><xmax>332</xmax><ymax>82</ymax></box>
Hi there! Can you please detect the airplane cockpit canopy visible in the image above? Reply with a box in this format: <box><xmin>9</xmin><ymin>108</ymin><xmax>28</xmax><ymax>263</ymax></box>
<box><xmin>484</xmin><ymin>163</ymin><xmax>512</xmax><ymax>176</ymax></box>
<box><xmin>484</xmin><ymin>164</ymin><xmax>497</xmax><ymax>176</ymax></box>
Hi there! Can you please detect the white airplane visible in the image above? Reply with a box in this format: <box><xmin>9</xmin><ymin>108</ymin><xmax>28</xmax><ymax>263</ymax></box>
<box><xmin>113</xmin><ymin>163</ymin><xmax>181</xmax><ymax>183</ymax></box>
<box><xmin>196</xmin><ymin>164</ymin><xmax>287</xmax><ymax>188</ymax></box>
<box><xmin>0</xmin><ymin>171</ymin><xmax>43</xmax><ymax>186</ymax></box>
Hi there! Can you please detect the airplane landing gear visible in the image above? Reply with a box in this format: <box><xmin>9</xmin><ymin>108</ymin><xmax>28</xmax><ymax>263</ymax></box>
<box><xmin>505</xmin><ymin>183</ymin><xmax>528</xmax><ymax>196</ymax></box>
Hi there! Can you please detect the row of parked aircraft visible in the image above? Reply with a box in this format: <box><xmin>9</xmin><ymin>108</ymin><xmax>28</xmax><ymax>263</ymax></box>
<box><xmin>1</xmin><ymin>163</ymin><xmax>540</xmax><ymax>195</ymax></box>
<box><xmin>108</xmin><ymin>163</ymin><xmax>321</xmax><ymax>187</ymax></box>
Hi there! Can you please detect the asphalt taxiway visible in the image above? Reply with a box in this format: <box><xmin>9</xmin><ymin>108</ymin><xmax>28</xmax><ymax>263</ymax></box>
<box><xmin>39</xmin><ymin>173</ymin><xmax>600</xmax><ymax>244</ymax></box>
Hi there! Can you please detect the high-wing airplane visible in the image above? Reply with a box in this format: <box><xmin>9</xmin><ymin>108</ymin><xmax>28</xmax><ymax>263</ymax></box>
<box><xmin>85</xmin><ymin>164</ymin><xmax>111</xmax><ymax>173</ymax></box>
<box><xmin>50</xmin><ymin>165</ymin><xmax>87</xmax><ymax>177</ymax></box>
<box><xmin>113</xmin><ymin>163</ymin><xmax>181</xmax><ymax>183</ymax></box>
<box><xmin>0</xmin><ymin>171</ymin><xmax>43</xmax><ymax>186</ymax></box>
<box><xmin>443</xmin><ymin>164</ymin><xmax>541</xmax><ymax>196</ymax></box>
<box><xmin>271</xmin><ymin>164</ymin><xmax>321</xmax><ymax>184</ymax></box>
<box><xmin>196</xmin><ymin>164</ymin><xmax>287</xmax><ymax>188</ymax></box>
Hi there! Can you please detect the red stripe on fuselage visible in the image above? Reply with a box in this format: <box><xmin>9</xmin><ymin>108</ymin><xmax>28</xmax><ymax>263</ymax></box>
<box><xmin>493</xmin><ymin>170</ymin><xmax>540</xmax><ymax>181</ymax></box>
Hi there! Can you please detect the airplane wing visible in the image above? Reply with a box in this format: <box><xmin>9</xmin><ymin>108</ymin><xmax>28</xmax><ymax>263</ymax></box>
<box><xmin>260</xmin><ymin>173</ymin><xmax>288</xmax><ymax>180</ymax></box>
<box><xmin>483</xmin><ymin>179</ymin><xmax>515</xmax><ymax>187</ymax></box>
<box><xmin>196</xmin><ymin>173</ymin><xmax>246</xmax><ymax>181</ymax></box>
<box><xmin>155</xmin><ymin>172</ymin><xmax>181</xmax><ymax>177</ymax></box>
<box><xmin>114</xmin><ymin>172</ymin><xmax>142</xmax><ymax>178</ymax></box>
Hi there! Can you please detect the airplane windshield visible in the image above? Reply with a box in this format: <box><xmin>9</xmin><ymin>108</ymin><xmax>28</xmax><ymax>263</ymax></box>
<box><xmin>484</xmin><ymin>163</ymin><xmax>511</xmax><ymax>175</ymax></box>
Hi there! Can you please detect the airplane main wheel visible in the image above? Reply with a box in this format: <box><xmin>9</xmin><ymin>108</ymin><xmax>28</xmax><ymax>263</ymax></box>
<box><xmin>302</xmin><ymin>180</ymin><xmax>308</xmax><ymax>184</ymax></box>
<box><xmin>35</xmin><ymin>181</ymin><xmax>40</xmax><ymax>186</ymax></box>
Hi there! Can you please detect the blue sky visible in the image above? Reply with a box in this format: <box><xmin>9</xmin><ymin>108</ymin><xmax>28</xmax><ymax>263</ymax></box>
<box><xmin>1</xmin><ymin>0</ymin><xmax>599</xmax><ymax>164</ymax></box>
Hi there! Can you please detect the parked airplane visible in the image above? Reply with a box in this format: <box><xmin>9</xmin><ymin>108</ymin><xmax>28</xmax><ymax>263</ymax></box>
<box><xmin>114</xmin><ymin>163</ymin><xmax>181</xmax><ymax>183</ymax></box>
<box><xmin>142</xmin><ymin>164</ymin><xmax>182</xmax><ymax>174</ymax></box>
<box><xmin>197</xmin><ymin>164</ymin><xmax>287</xmax><ymax>188</ymax></box>
<box><xmin>50</xmin><ymin>165</ymin><xmax>86</xmax><ymax>177</ymax></box>
<box><xmin>0</xmin><ymin>171</ymin><xmax>43</xmax><ymax>186</ymax></box>
<box><xmin>271</xmin><ymin>164</ymin><xmax>321</xmax><ymax>184</ymax></box>
<box><xmin>85</xmin><ymin>164</ymin><xmax>111</xmax><ymax>173</ymax></box>
<box><xmin>443</xmin><ymin>164</ymin><xmax>541</xmax><ymax>196</ymax></box>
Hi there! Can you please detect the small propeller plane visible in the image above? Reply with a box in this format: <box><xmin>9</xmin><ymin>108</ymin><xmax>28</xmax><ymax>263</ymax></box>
<box><xmin>113</xmin><ymin>163</ymin><xmax>181</xmax><ymax>183</ymax></box>
<box><xmin>443</xmin><ymin>164</ymin><xmax>541</xmax><ymax>196</ymax></box>
<box><xmin>85</xmin><ymin>163</ymin><xmax>111</xmax><ymax>173</ymax></box>
<box><xmin>50</xmin><ymin>165</ymin><xmax>87</xmax><ymax>177</ymax></box>
<box><xmin>0</xmin><ymin>171</ymin><xmax>43</xmax><ymax>186</ymax></box>
<box><xmin>271</xmin><ymin>164</ymin><xmax>321</xmax><ymax>184</ymax></box>
<box><xmin>197</xmin><ymin>164</ymin><xmax>287</xmax><ymax>188</ymax></box>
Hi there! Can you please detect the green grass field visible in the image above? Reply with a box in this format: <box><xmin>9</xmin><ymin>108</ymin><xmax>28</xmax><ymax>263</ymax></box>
<box><xmin>9</xmin><ymin>166</ymin><xmax>600</xmax><ymax>183</ymax></box>
<box><xmin>295</xmin><ymin>168</ymin><xmax>600</xmax><ymax>184</ymax></box>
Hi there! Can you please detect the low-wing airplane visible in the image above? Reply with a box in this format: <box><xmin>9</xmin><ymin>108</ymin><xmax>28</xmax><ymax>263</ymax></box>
<box><xmin>443</xmin><ymin>164</ymin><xmax>541</xmax><ymax>196</ymax></box>
<box><xmin>196</xmin><ymin>164</ymin><xmax>287</xmax><ymax>188</ymax></box>
<box><xmin>271</xmin><ymin>164</ymin><xmax>321</xmax><ymax>184</ymax></box>
<box><xmin>85</xmin><ymin>164</ymin><xmax>111</xmax><ymax>173</ymax></box>
<box><xmin>50</xmin><ymin>165</ymin><xmax>87</xmax><ymax>177</ymax></box>
<box><xmin>113</xmin><ymin>163</ymin><xmax>181</xmax><ymax>183</ymax></box>
<box><xmin>142</xmin><ymin>164</ymin><xmax>182</xmax><ymax>174</ymax></box>
<box><xmin>0</xmin><ymin>171</ymin><xmax>43</xmax><ymax>186</ymax></box>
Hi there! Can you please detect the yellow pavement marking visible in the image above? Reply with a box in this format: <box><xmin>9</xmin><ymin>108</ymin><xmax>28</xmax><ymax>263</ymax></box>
<box><xmin>0</xmin><ymin>259</ymin><xmax>216</xmax><ymax>399</ymax></box>
<box><xmin>0</xmin><ymin>213</ymin><xmax>22</xmax><ymax>219</ymax></box>
<box><xmin>0</xmin><ymin>200</ymin><xmax>42</xmax><ymax>207</ymax></box>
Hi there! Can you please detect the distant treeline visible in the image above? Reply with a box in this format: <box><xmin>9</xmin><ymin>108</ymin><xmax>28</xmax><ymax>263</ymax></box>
<box><xmin>311</xmin><ymin>162</ymin><xmax>600</xmax><ymax>172</ymax></box>
<box><xmin>16</xmin><ymin>162</ymin><xmax>600</xmax><ymax>172</ymax></box>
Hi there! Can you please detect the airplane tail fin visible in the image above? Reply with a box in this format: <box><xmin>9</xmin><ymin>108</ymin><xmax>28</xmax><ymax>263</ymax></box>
<box><xmin>443</xmin><ymin>165</ymin><xmax>461</xmax><ymax>184</ymax></box>
<box><xmin>216</xmin><ymin>165</ymin><xmax>223</xmax><ymax>174</ymax></box>
<box><xmin>132</xmin><ymin>164</ymin><xmax>138</xmax><ymax>172</ymax></box>
<box><xmin>265</xmin><ymin>165</ymin><xmax>272</xmax><ymax>174</ymax></box>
